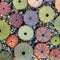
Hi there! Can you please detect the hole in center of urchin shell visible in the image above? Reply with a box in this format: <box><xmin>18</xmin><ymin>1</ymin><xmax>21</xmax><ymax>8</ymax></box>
<box><xmin>55</xmin><ymin>40</ymin><xmax>57</xmax><ymax>42</ymax></box>
<box><xmin>29</xmin><ymin>17</ymin><xmax>32</xmax><ymax>20</ymax></box>
<box><xmin>22</xmin><ymin>51</ymin><xmax>25</xmax><ymax>55</ymax></box>
<box><xmin>16</xmin><ymin>19</ymin><xmax>18</xmax><ymax>21</ymax></box>
<box><xmin>24</xmin><ymin>32</ymin><xmax>27</xmax><ymax>35</ymax></box>
<box><xmin>42</xmin><ymin>34</ymin><xmax>44</xmax><ymax>37</ymax></box>
<box><xmin>18</xmin><ymin>0</ymin><xmax>21</xmax><ymax>3</ymax></box>
<box><xmin>3</xmin><ymin>8</ymin><xmax>5</xmax><ymax>10</ymax></box>
<box><xmin>10</xmin><ymin>40</ymin><xmax>13</xmax><ymax>42</ymax></box>
<box><xmin>41</xmin><ymin>51</ymin><xmax>44</xmax><ymax>53</ymax></box>
<box><xmin>46</xmin><ymin>14</ymin><xmax>49</xmax><ymax>17</ymax></box>
<box><xmin>36</xmin><ymin>0</ymin><xmax>39</xmax><ymax>1</ymax></box>
<box><xmin>55</xmin><ymin>55</ymin><xmax>57</xmax><ymax>57</ymax></box>
<box><xmin>0</xmin><ymin>29</ymin><xmax>1</xmax><ymax>32</ymax></box>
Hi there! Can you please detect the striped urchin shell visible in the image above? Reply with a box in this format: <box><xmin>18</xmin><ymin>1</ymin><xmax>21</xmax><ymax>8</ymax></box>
<box><xmin>18</xmin><ymin>25</ymin><xmax>34</xmax><ymax>41</ymax></box>
<box><xmin>28</xmin><ymin>0</ymin><xmax>43</xmax><ymax>8</ymax></box>
<box><xmin>9</xmin><ymin>13</ymin><xmax>23</xmax><ymax>28</ymax></box>
<box><xmin>50</xmin><ymin>48</ymin><xmax>60</xmax><ymax>60</ymax></box>
<box><xmin>39</xmin><ymin>6</ymin><xmax>55</xmax><ymax>23</ymax></box>
<box><xmin>54</xmin><ymin>16</ymin><xmax>60</xmax><ymax>33</ymax></box>
<box><xmin>0</xmin><ymin>50</ymin><xmax>13</xmax><ymax>60</ymax></box>
<box><xmin>0</xmin><ymin>20</ymin><xmax>10</xmax><ymax>40</ymax></box>
<box><xmin>50</xmin><ymin>36</ymin><xmax>60</xmax><ymax>46</ymax></box>
<box><xmin>24</xmin><ymin>10</ymin><xmax>39</xmax><ymax>26</ymax></box>
<box><xmin>0</xmin><ymin>2</ymin><xmax>11</xmax><ymax>15</ymax></box>
<box><xmin>14</xmin><ymin>43</ymin><xmax>33</xmax><ymax>60</ymax></box>
<box><xmin>6</xmin><ymin>35</ymin><xmax>19</xmax><ymax>48</ymax></box>
<box><xmin>34</xmin><ymin>43</ymin><xmax>49</xmax><ymax>59</ymax></box>
<box><xmin>35</xmin><ymin>27</ymin><xmax>52</xmax><ymax>42</ymax></box>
